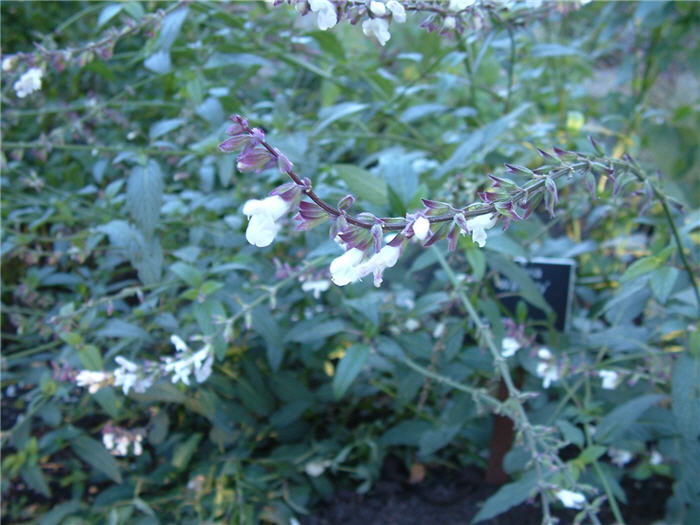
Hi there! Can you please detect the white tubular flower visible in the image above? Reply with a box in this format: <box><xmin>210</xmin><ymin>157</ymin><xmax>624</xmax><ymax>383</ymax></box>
<box><xmin>170</xmin><ymin>334</ymin><xmax>189</xmax><ymax>352</ymax></box>
<box><xmin>194</xmin><ymin>352</ymin><xmax>214</xmax><ymax>383</ymax></box>
<box><xmin>598</xmin><ymin>369</ymin><xmax>619</xmax><ymax>390</ymax></box>
<box><xmin>386</xmin><ymin>0</ymin><xmax>406</xmax><ymax>22</ymax></box>
<box><xmin>501</xmin><ymin>337</ymin><xmax>521</xmax><ymax>358</ymax></box>
<box><xmin>609</xmin><ymin>447</ymin><xmax>633</xmax><ymax>467</ymax></box>
<box><xmin>443</xmin><ymin>16</ymin><xmax>457</xmax><ymax>30</ymax></box>
<box><xmin>75</xmin><ymin>370</ymin><xmax>110</xmax><ymax>394</ymax></box>
<box><xmin>103</xmin><ymin>432</ymin><xmax>115</xmax><ymax>451</ymax></box>
<box><xmin>536</xmin><ymin>348</ymin><xmax>559</xmax><ymax>388</ymax></box>
<box><xmin>309</xmin><ymin>0</ymin><xmax>338</xmax><ymax>30</ymax></box>
<box><xmin>242</xmin><ymin>195</ymin><xmax>289</xmax><ymax>247</ymax></box>
<box><xmin>13</xmin><ymin>67</ymin><xmax>42</xmax><ymax>98</ymax></box>
<box><xmin>464</xmin><ymin>213</ymin><xmax>497</xmax><ymax>247</ymax></box>
<box><xmin>362</xmin><ymin>18</ymin><xmax>391</xmax><ymax>46</ymax></box>
<box><xmin>2</xmin><ymin>55</ymin><xmax>17</xmax><ymax>72</ymax></box>
<box><xmin>555</xmin><ymin>489</ymin><xmax>586</xmax><ymax>509</ymax></box>
<box><xmin>113</xmin><ymin>356</ymin><xmax>139</xmax><ymax>394</ymax></box>
<box><xmin>357</xmin><ymin>243</ymin><xmax>401</xmax><ymax>287</ymax></box>
<box><xmin>412</xmin><ymin>216</ymin><xmax>431</xmax><ymax>241</ymax></box>
<box><xmin>369</xmin><ymin>1</ymin><xmax>386</xmax><ymax>16</ymax></box>
<box><xmin>304</xmin><ymin>459</ymin><xmax>331</xmax><ymax>477</ymax></box>
<box><xmin>133</xmin><ymin>434</ymin><xmax>144</xmax><ymax>456</ymax></box>
<box><xmin>302</xmin><ymin>279</ymin><xmax>331</xmax><ymax>298</ymax></box>
<box><xmin>330</xmin><ymin>248</ymin><xmax>365</xmax><ymax>286</ymax></box>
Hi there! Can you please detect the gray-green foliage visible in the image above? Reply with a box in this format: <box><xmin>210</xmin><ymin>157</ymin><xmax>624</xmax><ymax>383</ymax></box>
<box><xmin>1</xmin><ymin>1</ymin><xmax>699</xmax><ymax>524</ymax></box>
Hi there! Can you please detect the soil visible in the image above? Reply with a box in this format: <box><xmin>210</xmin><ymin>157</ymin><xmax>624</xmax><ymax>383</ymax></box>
<box><xmin>301</xmin><ymin>461</ymin><xmax>672</xmax><ymax>525</ymax></box>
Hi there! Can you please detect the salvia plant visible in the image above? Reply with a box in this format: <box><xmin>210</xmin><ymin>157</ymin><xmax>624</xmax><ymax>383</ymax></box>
<box><xmin>1</xmin><ymin>1</ymin><xmax>699</xmax><ymax>525</ymax></box>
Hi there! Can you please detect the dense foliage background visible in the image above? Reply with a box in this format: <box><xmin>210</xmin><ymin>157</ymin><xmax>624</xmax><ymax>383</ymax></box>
<box><xmin>2</xmin><ymin>1</ymin><xmax>699</xmax><ymax>524</ymax></box>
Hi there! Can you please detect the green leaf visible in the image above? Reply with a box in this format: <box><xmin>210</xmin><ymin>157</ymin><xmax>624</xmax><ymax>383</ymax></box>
<box><xmin>97</xmin><ymin>4</ymin><xmax>122</xmax><ymax>28</ymax></box>
<box><xmin>127</xmin><ymin>160</ymin><xmax>163</xmax><ymax>237</ymax></box>
<box><xmin>71</xmin><ymin>435</ymin><xmax>122</xmax><ymax>483</ymax></box>
<box><xmin>650</xmin><ymin>266</ymin><xmax>679</xmax><ymax>304</ymax></box>
<box><xmin>556</xmin><ymin>419</ymin><xmax>584</xmax><ymax>447</ymax></box>
<box><xmin>149</xmin><ymin>118</ymin><xmax>185</xmax><ymax>141</ymax></box>
<box><xmin>418</xmin><ymin>423</ymin><xmax>462</xmax><ymax>456</ymax></box>
<box><xmin>620</xmin><ymin>255</ymin><xmax>664</xmax><ymax>282</ymax></box>
<box><xmin>314</xmin><ymin>102</ymin><xmax>368</xmax><ymax>135</ymax></box>
<box><xmin>78</xmin><ymin>344</ymin><xmax>103</xmax><ymax>371</ymax></box>
<box><xmin>157</xmin><ymin>7</ymin><xmax>188</xmax><ymax>49</ymax></box>
<box><xmin>333</xmin><ymin>164</ymin><xmax>388</xmax><ymax>207</ymax></box>
<box><xmin>472</xmin><ymin>470</ymin><xmax>539</xmax><ymax>523</ymax></box>
<box><xmin>530</xmin><ymin>43</ymin><xmax>583</xmax><ymax>57</ymax></box>
<box><xmin>171</xmin><ymin>433</ymin><xmax>203</xmax><ymax>470</ymax></box>
<box><xmin>597</xmin><ymin>394</ymin><xmax>665</xmax><ymax>444</ymax></box>
<box><xmin>574</xmin><ymin>445</ymin><xmax>607</xmax><ymax>467</ymax></box>
<box><xmin>20</xmin><ymin>464</ymin><xmax>51</xmax><ymax>497</ymax></box>
<box><xmin>252</xmin><ymin>306</ymin><xmax>285</xmax><ymax>371</ymax></box>
<box><xmin>39</xmin><ymin>499</ymin><xmax>82</xmax><ymax>525</ymax></box>
<box><xmin>131</xmin><ymin>234</ymin><xmax>162</xmax><ymax>285</ymax></box>
<box><xmin>672</xmin><ymin>353</ymin><xmax>700</xmax><ymax>442</ymax></box>
<box><xmin>466</xmin><ymin>246</ymin><xmax>486</xmax><ymax>281</ymax></box>
<box><xmin>284</xmin><ymin>319</ymin><xmax>346</xmax><ymax>344</ymax></box>
<box><xmin>96</xmin><ymin>319</ymin><xmax>150</xmax><ymax>341</ymax></box>
<box><xmin>170</xmin><ymin>261</ymin><xmax>203</xmax><ymax>287</ymax></box>
<box><xmin>333</xmin><ymin>344</ymin><xmax>370</xmax><ymax>400</ymax></box>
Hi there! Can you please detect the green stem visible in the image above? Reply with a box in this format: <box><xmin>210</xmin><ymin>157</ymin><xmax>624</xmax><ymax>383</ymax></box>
<box><xmin>619</xmin><ymin>160</ymin><xmax>700</xmax><ymax>312</ymax></box>
<box><xmin>431</xmin><ymin>246</ymin><xmax>554</xmax><ymax>522</ymax></box>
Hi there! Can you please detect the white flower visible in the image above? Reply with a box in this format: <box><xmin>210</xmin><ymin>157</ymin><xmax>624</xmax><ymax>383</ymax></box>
<box><xmin>113</xmin><ymin>434</ymin><xmax>130</xmax><ymax>456</ymax></box>
<box><xmin>443</xmin><ymin>16</ymin><xmax>457</xmax><ymax>30</ymax></box>
<box><xmin>133</xmin><ymin>434</ymin><xmax>143</xmax><ymax>456</ymax></box>
<box><xmin>555</xmin><ymin>489</ymin><xmax>586</xmax><ymax>509</ymax></box>
<box><xmin>608</xmin><ymin>447</ymin><xmax>633</xmax><ymax>467</ymax></box>
<box><xmin>242</xmin><ymin>195</ymin><xmax>289</xmax><ymax>247</ymax></box>
<box><xmin>75</xmin><ymin>370</ymin><xmax>110</xmax><ymax>394</ymax></box>
<box><xmin>650</xmin><ymin>450</ymin><xmax>663</xmax><ymax>466</ymax></box>
<box><xmin>362</xmin><ymin>18</ymin><xmax>391</xmax><ymax>46</ymax></box>
<box><xmin>170</xmin><ymin>334</ymin><xmax>189</xmax><ymax>353</ymax></box>
<box><xmin>462</xmin><ymin>214</ymin><xmax>497</xmax><ymax>248</ymax></box>
<box><xmin>501</xmin><ymin>337</ymin><xmax>521</xmax><ymax>358</ymax></box>
<box><xmin>449</xmin><ymin>0</ymin><xmax>475</xmax><ymax>10</ymax></box>
<box><xmin>113</xmin><ymin>356</ymin><xmax>140</xmax><ymax>394</ymax></box>
<box><xmin>369</xmin><ymin>1</ymin><xmax>386</xmax><ymax>16</ymax></box>
<box><xmin>433</xmin><ymin>322</ymin><xmax>445</xmax><ymax>339</ymax></box>
<box><xmin>386</xmin><ymin>0</ymin><xmax>406</xmax><ymax>22</ymax></box>
<box><xmin>536</xmin><ymin>348</ymin><xmax>559</xmax><ymax>388</ymax></box>
<box><xmin>194</xmin><ymin>347</ymin><xmax>214</xmax><ymax>383</ymax></box>
<box><xmin>412</xmin><ymin>216</ymin><xmax>431</xmax><ymax>241</ymax></box>
<box><xmin>103</xmin><ymin>432</ymin><xmax>115</xmax><ymax>451</ymax></box>
<box><xmin>330</xmin><ymin>248</ymin><xmax>365</xmax><ymax>286</ymax></box>
<box><xmin>13</xmin><ymin>67</ymin><xmax>42</xmax><ymax>98</ymax></box>
<box><xmin>309</xmin><ymin>0</ymin><xmax>338</xmax><ymax>30</ymax></box>
<box><xmin>599</xmin><ymin>369</ymin><xmax>619</xmax><ymax>390</ymax></box>
<box><xmin>302</xmin><ymin>279</ymin><xmax>331</xmax><ymax>298</ymax></box>
<box><xmin>304</xmin><ymin>459</ymin><xmax>330</xmax><ymax>477</ymax></box>
<box><xmin>2</xmin><ymin>55</ymin><xmax>17</xmax><ymax>72</ymax></box>
<box><xmin>356</xmin><ymin>243</ymin><xmax>401</xmax><ymax>286</ymax></box>
<box><xmin>405</xmin><ymin>318</ymin><xmax>420</xmax><ymax>331</ymax></box>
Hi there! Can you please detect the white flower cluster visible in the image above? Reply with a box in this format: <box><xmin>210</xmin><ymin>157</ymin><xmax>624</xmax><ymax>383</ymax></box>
<box><xmin>73</xmin><ymin>334</ymin><xmax>214</xmax><ymax>395</ymax></box>
<box><xmin>13</xmin><ymin>67</ymin><xmax>43</xmax><ymax>98</ymax></box>
<box><xmin>555</xmin><ymin>488</ymin><xmax>586</xmax><ymax>509</ymax></box>
<box><xmin>103</xmin><ymin>424</ymin><xmax>145</xmax><ymax>456</ymax></box>
<box><xmin>299</xmin><ymin>0</ymin><xmax>406</xmax><ymax>46</ymax></box>
<box><xmin>501</xmin><ymin>336</ymin><xmax>521</xmax><ymax>358</ymax></box>
<box><xmin>163</xmin><ymin>335</ymin><xmax>214</xmax><ymax>386</ymax></box>
<box><xmin>330</xmin><ymin>242</ymin><xmax>401</xmax><ymax>287</ymax></box>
